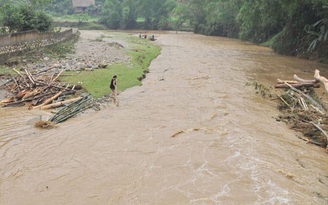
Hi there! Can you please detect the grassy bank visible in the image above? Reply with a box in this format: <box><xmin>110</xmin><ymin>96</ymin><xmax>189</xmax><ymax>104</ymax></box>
<box><xmin>0</xmin><ymin>66</ymin><xmax>15</xmax><ymax>76</ymax></box>
<box><xmin>60</xmin><ymin>32</ymin><xmax>161</xmax><ymax>98</ymax></box>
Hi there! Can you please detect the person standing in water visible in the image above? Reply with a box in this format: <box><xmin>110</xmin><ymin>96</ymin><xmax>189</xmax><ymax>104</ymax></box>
<box><xmin>110</xmin><ymin>75</ymin><xmax>118</xmax><ymax>104</ymax></box>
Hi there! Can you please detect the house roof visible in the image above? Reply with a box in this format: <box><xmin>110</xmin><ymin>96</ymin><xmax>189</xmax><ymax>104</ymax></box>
<box><xmin>72</xmin><ymin>0</ymin><xmax>95</xmax><ymax>8</ymax></box>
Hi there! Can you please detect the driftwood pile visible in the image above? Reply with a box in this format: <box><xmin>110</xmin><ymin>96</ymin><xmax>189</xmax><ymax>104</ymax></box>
<box><xmin>274</xmin><ymin>69</ymin><xmax>328</xmax><ymax>151</ymax></box>
<box><xmin>0</xmin><ymin>67</ymin><xmax>81</xmax><ymax>109</ymax></box>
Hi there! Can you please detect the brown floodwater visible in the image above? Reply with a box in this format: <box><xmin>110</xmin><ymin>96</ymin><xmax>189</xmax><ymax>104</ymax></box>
<box><xmin>1</xmin><ymin>31</ymin><xmax>328</xmax><ymax>204</ymax></box>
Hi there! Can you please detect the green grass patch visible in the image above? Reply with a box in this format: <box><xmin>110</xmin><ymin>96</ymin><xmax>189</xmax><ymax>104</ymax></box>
<box><xmin>0</xmin><ymin>66</ymin><xmax>15</xmax><ymax>76</ymax></box>
<box><xmin>78</xmin><ymin>22</ymin><xmax>107</xmax><ymax>30</ymax></box>
<box><xmin>53</xmin><ymin>14</ymin><xmax>99</xmax><ymax>23</ymax></box>
<box><xmin>54</xmin><ymin>22</ymin><xmax>107</xmax><ymax>30</ymax></box>
<box><xmin>60</xmin><ymin>32</ymin><xmax>161</xmax><ymax>98</ymax></box>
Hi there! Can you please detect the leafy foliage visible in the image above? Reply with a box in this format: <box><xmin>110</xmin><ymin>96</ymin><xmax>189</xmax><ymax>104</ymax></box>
<box><xmin>237</xmin><ymin>0</ymin><xmax>287</xmax><ymax>43</ymax></box>
<box><xmin>184</xmin><ymin>0</ymin><xmax>328</xmax><ymax>59</ymax></box>
<box><xmin>3</xmin><ymin>0</ymin><xmax>328</xmax><ymax>61</ymax></box>
<box><xmin>99</xmin><ymin>0</ymin><xmax>138</xmax><ymax>29</ymax></box>
<box><xmin>0</xmin><ymin>4</ymin><xmax>53</xmax><ymax>33</ymax></box>
<box><xmin>306</xmin><ymin>4</ymin><xmax>328</xmax><ymax>53</ymax></box>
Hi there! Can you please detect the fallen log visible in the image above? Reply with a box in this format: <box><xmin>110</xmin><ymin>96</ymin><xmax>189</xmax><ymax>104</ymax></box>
<box><xmin>293</xmin><ymin>74</ymin><xmax>319</xmax><ymax>84</ymax></box>
<box><xmin>275</xmin><ymin>83</ymin><xmax>320</xmax><ymax>89</ymax></box>
<box><xmin>0</xmin><ymin>97</ymin><xmax>14</xmax><ymax>106</ymax></box>
<box><xmin>2</xmin><ymin>92</ymin><xmax>55</xmax><ymax>107</ymax></box>
<box><xmin>40</xmin><ymin>97</ymin><xmax>82</xmax><ymax>110</ymax></box>
<box><xmin>277</xmin><ymin>79</ymin><xmax>300</xmax><ymax>84</ymax></box>
<box><xmin>32</xmin><ymin>91</ymin><xmax>63</xmax><ymax>109</ymax></box>
<box><xmin>22</xmin><ymin>89</ymin><xmax>42</xmax><ymax>100</ymax></box>
<box><xmin>16</xmin><ymin>90</ymin><xmax>28</xmax><ymax>99</ymax></box>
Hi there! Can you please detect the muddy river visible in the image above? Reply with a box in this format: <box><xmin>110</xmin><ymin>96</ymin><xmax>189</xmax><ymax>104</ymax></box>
<box><xmin>1</xmin><ymin>31</ymin><xmax>328</xmax><ymax>204</ymax></box>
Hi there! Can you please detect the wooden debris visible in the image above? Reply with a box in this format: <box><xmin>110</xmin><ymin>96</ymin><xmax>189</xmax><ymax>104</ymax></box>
<box><xmin>0</xmin><ymin>66</ymin><xmax>80</xmax><ymax>109</ymax></box>
<box><xmin>314</xmin><ymin>69</ymin><xmax>328</xmax><ymax>93</ymax></box>
<box><xmin>274</xmin><ymin>70</ymin><xmax>328</xmax><ymax>151</ymax></box>
<box><xmin>32</xmin><ymin>91</ymin><xmax>63</xmax><ymax>109</ymax></box>
<box><xmin>275</xmin><ymin>83</ymin><xmax>320</xmax><ymax>89</ymax></box>
<box><xmin>284</xmin><ymin>82</ymin><xmax>325</xmax><ymax>113</ymax></box>
<box><xmin>48</xmin><ymin>95</ymin><xmax>94</xmax><ymax>124</ymax></box>
<box><xmin>276</xmin><ymin>74</ymin><xmax>320</xmax><ymax>89</ymax></box>
<box><xmin>34</xmin><ymin>121</ymin><xmax>55</xmax><ymax>129</ymax></box>
<box><xmin>40</xmin><ymin>96</ymin><xmax>82</xmax><ymax>110</ymax></box>
<box><xmin>171</xmin><ymin>128</ymin><xmax>202</xmax><ymax>138</ymax></box>
<box><xmin>310</xmin><ymin>122</ymin><xmax>328</xmax><ymax>150</ymax></box>
<box><xmin>293</xmin><ymin>74</ymin><xmax>319</xmax><ymax>84</ymax></box>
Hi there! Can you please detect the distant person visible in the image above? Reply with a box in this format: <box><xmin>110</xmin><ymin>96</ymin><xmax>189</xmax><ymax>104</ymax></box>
<box><xmin>139</xmin><ymin>33</ymin><xmax>142</xmax><ymax>38</ymax></box>
<box><xmin>110</xmin><ymin>75</ymin><xmax>118</xmax><ymax>101</ymax></box>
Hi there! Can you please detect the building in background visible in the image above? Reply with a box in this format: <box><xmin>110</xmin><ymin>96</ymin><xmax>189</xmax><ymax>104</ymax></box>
<box><xmin>72</xmin><ymin>0</ymin><xmax>95</xmax><ymax>12</ymax></box>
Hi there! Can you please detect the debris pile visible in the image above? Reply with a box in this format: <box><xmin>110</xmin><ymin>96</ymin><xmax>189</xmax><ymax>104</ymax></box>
<box><xmin>276</xmin><ymin>69</ymin><xmax>328</xmax><ymax>150</ymax></box>
<box><xmin>0</xmin><ymin>67</ymin><xmax>81</xmax><ymax>109</ymax></box>
<box><xmin>252</xmin><ymin>69</ymin><xmax>328</xmax><ymax>151</ymax></box>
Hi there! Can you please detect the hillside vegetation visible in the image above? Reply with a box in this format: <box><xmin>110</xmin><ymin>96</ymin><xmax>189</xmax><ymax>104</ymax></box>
<box><xmin>1</xmin><ymin>0</ymin><xmax>328</xmax><ymax>62</ymax></box>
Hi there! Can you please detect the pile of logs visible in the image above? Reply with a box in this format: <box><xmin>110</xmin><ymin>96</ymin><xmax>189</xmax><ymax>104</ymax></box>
<box><xmin>275</xmin><ymin>69</ymin><xmax>328</xmax><ymax>92</ymax></box>
<box><xmin>0</xmin><ymin>67</ymin><xmax>81</xmax><ymax>109</ymax></box>
<box><xmin>275</xmin><ymin>69</ymin><xmax>328</xmax><ymax>151</ymax></box>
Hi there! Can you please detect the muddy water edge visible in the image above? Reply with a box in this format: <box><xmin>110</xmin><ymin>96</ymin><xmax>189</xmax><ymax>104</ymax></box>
<box><xmin>1</xmin><ymin>31</ymin><xmax>328</xmax><ymax>204</ymax></box>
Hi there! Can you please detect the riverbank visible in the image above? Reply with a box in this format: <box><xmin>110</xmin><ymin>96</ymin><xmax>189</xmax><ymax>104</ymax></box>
<box><xmin>2</xmin><ymin>31</ymin><xmax>328</xmax><ymax>204</ymax></box>
<box><xmin>0</xmin><ymin>30</ymin><xmax>161</xmax><ymax>104</ymax></box>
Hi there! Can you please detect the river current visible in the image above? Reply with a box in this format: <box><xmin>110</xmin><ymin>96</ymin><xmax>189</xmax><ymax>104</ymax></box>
<box><xmin>1</xmin><ymin>31</ymin><xmax>328</xmax><ymax>204</ymax></box>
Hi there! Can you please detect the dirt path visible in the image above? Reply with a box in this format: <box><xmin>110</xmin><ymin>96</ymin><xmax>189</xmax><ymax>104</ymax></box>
<box><xmin>1</xmin><ymin>31</ymin><xmax>328</xmax><ymax>204</ymax></box>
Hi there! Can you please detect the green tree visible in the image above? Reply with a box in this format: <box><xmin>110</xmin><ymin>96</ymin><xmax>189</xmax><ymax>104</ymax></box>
<box><xmin>100</xmin><ymin>0</ymin><xmax>122</xmax><ymax>29</ymax></box>
<box><xmin>0</xmin><ymin>3</ymin><xmax>53</xmax><ymax>33</ymax></box>
<box><xmin>188</xmin><ymin>0</ymin><xmax>242</xmax><ymax>37</ymax></box>
<box><xmin>33</xmin><ymin>10</ymin><xmax>53</xmax><ymax>31</ymax></box>
<box><xmin>272</xmin><ymin>0</ymin><xmax>325</xmax><ymax>55</ymax></box>
<box><xmin>121</xmin><ymin>0</ymin><xmax>138</xmax><ymax>28</ymax></box>
<box><xmin>46</xmin><ymin>0</ymin><xmax>73</xmax><ymax>15</ymax></box>
<box><xmin>100</xmin><ymin>0</ymin><xmax>138</xmax><ymax>29</ymax></box>
<box><xmin>138</xmin><ymin>0</ymin><xmax>176</xmax><ymax>30</ymax></box>
<box><xmin>237</xmin><ymin>0</ymin><xmax>286</xmax><ymax>43</ymax></box>
<box><xmin>172</xmin><ymin>0</ymin><xmax>190</xmax><ymax>31</ymax></box>
<box><xmin>0</xmin><ymin>4</ymin><xmax>22</xmax><ymax>33</ymax></box>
